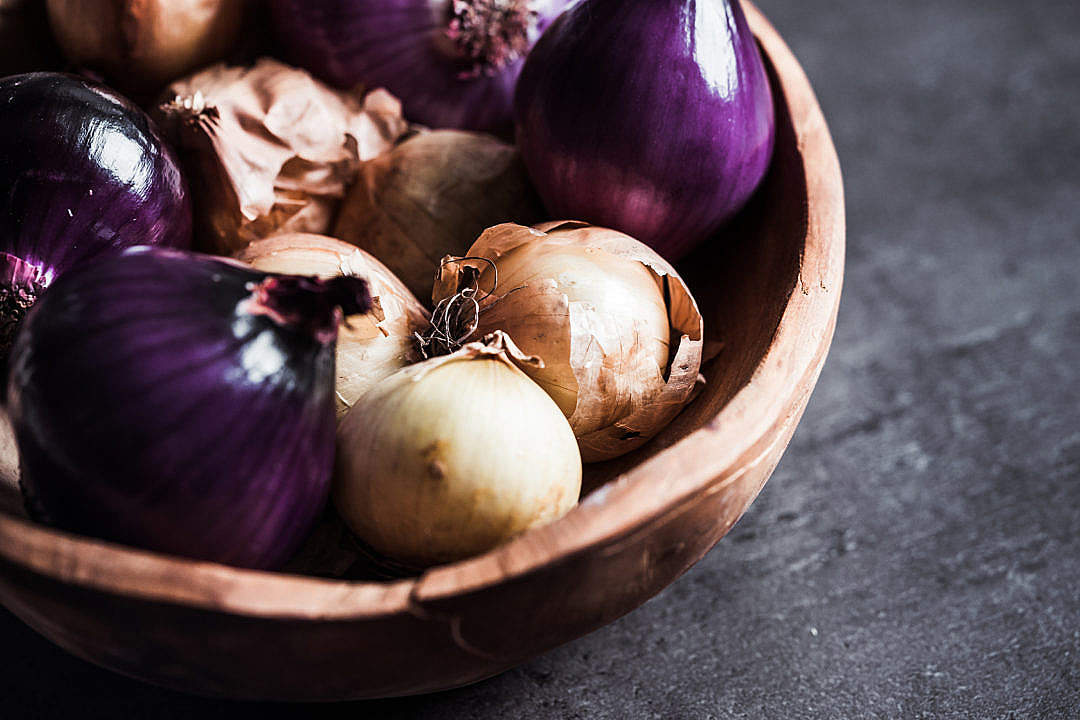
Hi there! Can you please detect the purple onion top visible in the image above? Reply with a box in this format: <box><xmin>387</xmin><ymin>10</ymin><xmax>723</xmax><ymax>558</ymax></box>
<box><xmin>270</xmin><ymin>0</ymin><xmax>577</xmax><ymax>133</ymax></box>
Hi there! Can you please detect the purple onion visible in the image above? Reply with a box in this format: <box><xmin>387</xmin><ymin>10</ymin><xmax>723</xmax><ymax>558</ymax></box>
<box><xmin>0</xmin><ymin>73</ymin><xmax>192</xmax><ymax>357</ymax></box>
<box><xmin>514</xmin><ymin>0</ymin><xmax>776</xmax><ymax>261</ymax></box>
<box><xmin>268</xmin><ymin>0</ymin><xmax>577</xmax><ymax>133</ymax></box>
<box><xmin>7</xmin><ymin>247</ymin><xmax>370</xmax><ymax>569</ymax></box>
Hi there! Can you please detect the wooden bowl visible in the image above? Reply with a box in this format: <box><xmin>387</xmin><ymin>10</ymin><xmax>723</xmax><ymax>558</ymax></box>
<box><xmin>0</xmin><ymin>3</ymin><xmax>844</xmax><ymax>701</ymax></box>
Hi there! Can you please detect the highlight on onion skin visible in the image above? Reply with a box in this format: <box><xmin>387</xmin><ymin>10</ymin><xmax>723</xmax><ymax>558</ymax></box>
<box><xmin>335</xmin><ymin>331</ymin><xmax>581</xmax><ymax>567</ymax></box>
<box><xmin>7</xmin><ymin>246</ymin><xmax>370</xmax><ymax>570</ymax></box>
<box><xmin>157</xmin><ymin>58</ymin><xmax>408</xmax><ymax>255</ymax></box>
<box><xmin>0</xmin><ymin>72</ymin><xmax>191</xmax><ymax>360</ymax></box>
<box><xmin>237</xmin><ymin>233</ymin><xmax>430</xmax><ymax>418</ymax></box>
<box><xmin>514</xmin><ymin>0</ymin><xmax>776</xmax><ymax>261</ymax></box>
<box><xmin>45</xmin><ymin>0</ymin><xmax>248</xmax><ymax>94</ymax></box>
<box><xmin>268</xmin><ymin>0</ymin><xmax>578</xmax><ymax>133</ymax></box>
<box><xmin>434</xmin><ymin>222</ymin><xmax>704</xmax><ymax>462</ymax></box>
<box><xmin>333</xmin><ymin>129</ymin><xmax>544</xmax><ymax>303</ymax></box>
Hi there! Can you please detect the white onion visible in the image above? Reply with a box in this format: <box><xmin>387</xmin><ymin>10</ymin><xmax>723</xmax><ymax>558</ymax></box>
<box><xmin>334</xmin><ymin>332</ymin><xmax>581</xmax><ymax>566</ymax></box>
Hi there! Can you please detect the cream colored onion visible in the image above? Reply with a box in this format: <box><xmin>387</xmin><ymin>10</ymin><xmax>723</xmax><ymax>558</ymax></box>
<box><xmin>46</xmin><ymin>0</ymin><xmax>247</xmax><ymax>93</ymax></box>
<box><xmin>236</xmin><ymin>233</ymin><xmax>429</xmax><ymax>419</ymax></box>
<box><xmin>158</xmin><ymin>58</ymin><xmax>408</xmax><ymax>254</ymax></box>
<box><xmin>334</xmin><ymin>130</ymin><xmax>544</xmax><ymax>302</ymax></box>
<box><xmin>433</xmin><ymin>221</ymin><xmax>704</xmax><ymax>462</ymax></box>
<box><xmin>334</xmin><ymin>331</ymin><xmax>581</xmax><ymax>567</ymax></box>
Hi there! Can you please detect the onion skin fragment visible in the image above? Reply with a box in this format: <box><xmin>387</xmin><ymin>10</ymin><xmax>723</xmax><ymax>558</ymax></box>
<box><xmin>158</xmin><ymin>58</ymin><xmax>408</xmax><ymax>255</ymax></box>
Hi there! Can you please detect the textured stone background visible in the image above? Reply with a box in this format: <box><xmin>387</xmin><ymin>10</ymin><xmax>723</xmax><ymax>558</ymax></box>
<box><xmin>3</xmin><ymin>0</ymin><xmax>1079</xmax><ymax>717</ymax></box>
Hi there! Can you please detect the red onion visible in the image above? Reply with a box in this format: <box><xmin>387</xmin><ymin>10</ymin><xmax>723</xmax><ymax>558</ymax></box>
<box><xmin>0</xmin><ymin>73</ymin><xmax>192</xmax><ymax>358</ymax></box>
<box><xmin>7</xmin><ymin>246</ymin><xmax>369</xmax><ymax>569</ymax></box>
<box><xmin>268</xmin><ymin>0</ymin><xmax>577</xmax><ymax>133</ymax></box>
<box><xmin>514</xmin><ymin>0</ymin><xmax>776</xmax><ymax>261</ymax></box>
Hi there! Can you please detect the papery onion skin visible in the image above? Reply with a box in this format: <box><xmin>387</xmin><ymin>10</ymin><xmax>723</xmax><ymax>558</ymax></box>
<box><xmin>514</xmin><ymin>0</ymin><xmax>775</xmax><ymax>261</ymax></box>
<box><xmin>237</xmin><ymin>233</ymin><xmax>429</xmax><ymax>418</ymax></box>
<box><xmin>334</xmin><ymin>129</ymin><xmax>544</xmax><ymax>302</ymax></box>
<box><xmin>8</xmin><ymin>246</ymin><xmax>369</xmax><ymax>569</ymax></box>
<box><xmin>268</xmin><ymin>0</ymin><xmax>577</xmax><ymax>133</ymax></box>
<box><xmin>158</xmin><ymin>59</ymin><xmax>408</xmax><ymax>255</ymax></box>
<box><xmin>335</xmin><ymin>332</ymin><xmax>581</xmax><ymax>567</ymax></box>
<box><xmin>0</xmin><ymin>73</ymin><xmax>191</xmax><ymax>358</ymax></box>
<box><xmin>434</xmin><ymin>222</ymin><xmax>704</xmax><ymax>462</ymax></box>
<box><xmin>45</xmin><ymin>0</ymin><xmax>248</xmax><ymax>94</ymax></box>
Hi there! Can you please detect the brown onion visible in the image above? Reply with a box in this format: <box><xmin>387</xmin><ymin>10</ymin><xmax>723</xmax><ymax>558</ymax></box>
<box><xmin>433</xmin><ymin>221</ymin><xmax>704</xmax><ymax>462</ymax></box>
<box><xmin>334</xmin><ymin>130</ymin><xmax>544</xmax><ymax>303</ymax></box>
<box><xmin>46</xmin><ymin>0</ymin><xmax>247</xmax><ymax>93</ymax></box>
<box><xmin>237</xmin><ymin>233</ymin><xmax>429</xmax><ymax>418</ymax></box>
<box><xmin>159</xmin><ymin>58</ymin><xmax>408</xmax><ymax>255</ymax></box>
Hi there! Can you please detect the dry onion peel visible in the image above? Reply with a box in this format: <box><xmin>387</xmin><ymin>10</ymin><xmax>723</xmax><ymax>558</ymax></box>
<box><xmin>334</xmin><ymin>130</ymin><xmax>544</xmax><ymax>302</ymax></box>
<box><xmin>236</xmin><ymin>233</ymin><xmax>429</xmax><ymax>418</ymax></box>
<box><xmin>334</xmin><ymin>331</ymin><xmax>581</xmax><ymax>567</ymax></box>
<box><xmin>158</xmin><ymin>58</ymin><xmax>408</xmax><ymax>254</ymax></box>
<box><xmin>434</xmin><ymin>221</ymin><xmax>704</xmax><ymax>462</ymax></box>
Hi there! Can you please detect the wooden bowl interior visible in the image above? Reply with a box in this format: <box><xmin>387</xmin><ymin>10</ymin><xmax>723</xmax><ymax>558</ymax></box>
<box><xmin>0</xmin><ymin>2</ymin><xmax>843</xmax><ymax>700</ymax></box>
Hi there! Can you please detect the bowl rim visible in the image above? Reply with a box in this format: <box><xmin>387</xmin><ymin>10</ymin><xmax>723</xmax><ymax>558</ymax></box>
<box><xmin>0</xmin><ymin>1</ymin><xmax>845</xmax><ymax>622</ymax></box>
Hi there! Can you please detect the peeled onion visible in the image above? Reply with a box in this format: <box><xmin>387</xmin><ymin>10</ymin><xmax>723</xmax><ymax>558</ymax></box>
<box><xmin>433</xmin><ymin>222</ymin><xmax>704</xmax><ymax>462</ymax></box>
<box><xmin>334</xmin><ymin>129</ymin><xmax>543</xmax><ymax>303</ymax></box>
<box><xmin>335</xmin><ymin>331</ymin><xmax>581</xmax><ymax>567</ymax></box>
<box><xmin>46</xmin><ymin>0</ymin><xmax>248</xmax><ymax>93</ymax></box>
<box><xmin>237</xmin><ymin>233</ymin><xmax>429</xmax><ymax>418</ymax></box>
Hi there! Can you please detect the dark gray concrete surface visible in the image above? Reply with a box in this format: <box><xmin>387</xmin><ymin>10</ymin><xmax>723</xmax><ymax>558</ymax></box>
<box><xmin>3</xmin><ymin>0</ymin><xmax>1079</xmax><ymax>717</ymax></box>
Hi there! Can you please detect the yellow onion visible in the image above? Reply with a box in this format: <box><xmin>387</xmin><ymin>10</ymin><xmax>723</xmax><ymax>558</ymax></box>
<box><xmin>158</xmin><ymin>58</ymin><xmax>408</xmax><ymax>255</ymax></box>
<box><xmin>333</xmin><ymin>129</ymin><xmax>543</xmax><ymax>302</ymax></box>
<box><xmin>433</xmin><ymin>221</ymin><xmax>704</xmax><ymax>462</ymax></box>
<box><xmin>46</xmin><ymin>0</ymin><xmax>247</xmax><ymax>94</ymax></box>
<box><xmin>335</xmin><ymin>331</ymin><xmax>581</xmax><ymax>567</ymax></box>
<box><xmin>237</xmin><ymin>233</ymin><xmax>429</xmax><ymax>419</ymax></box>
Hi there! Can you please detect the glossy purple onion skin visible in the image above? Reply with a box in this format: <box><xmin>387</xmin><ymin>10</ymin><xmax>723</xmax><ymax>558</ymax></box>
<box><xmin>0</xmin><ymin>73</ymin><xmax>192</xmax><ymax>287</ymax></box>
<box><xmin>514</xmin><ymin>0</ymin><xmax>775</xmax><ymax>261</ymax></box>
<box><xmin>268</xmin><ymin>0</ymin><xmax>576</xmax><ymax>133</ymax></box>
<box><xmin>7</xmin><ymin>247</ymin><xmax>352</xmax><ymax>570</ymax></box>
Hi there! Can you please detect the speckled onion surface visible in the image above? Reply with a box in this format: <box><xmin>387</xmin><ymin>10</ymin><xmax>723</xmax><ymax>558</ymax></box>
<box><xmin>334</xmin><ymin>333</ymin><xmax>581</xmax><ymax>567</ymax></box>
